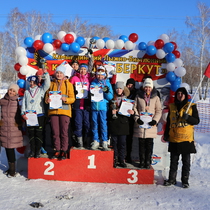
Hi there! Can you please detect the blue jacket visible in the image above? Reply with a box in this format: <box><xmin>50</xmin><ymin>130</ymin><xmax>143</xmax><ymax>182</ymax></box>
<box><xmin>91</xmin><ymin>78</ymin><xmax>113</xmax><ymax>111</ymax></box>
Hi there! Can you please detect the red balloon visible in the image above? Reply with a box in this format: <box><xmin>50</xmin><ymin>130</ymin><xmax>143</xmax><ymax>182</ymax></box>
<box><xmin>33</xmin><ymin>40</ymin><xmax>44</xmax><ymax>50</ymax></box>
<box><xmin>14</xmin><ymin>63</ymin><xmax>21</xmax><ymax>71</ymax></box>
<box><xmin>18</xmin><ymin>88</ymin><xmax>25</xmax><ymax>96</ymax></box>
<box><xmin>188</xmin><ymin>95</ymin><xmax>191</xmax><ymax>99</ymax></box>
<box><xmin>53</xmin><ymin>39</ymin><xmax>62</xmax><ymax>49</ymax></box>
<box><xmin>170</xmin><ymin>41</ymin><xmax>177</xmax><ymax>50</ymax></box>
<box><xmin>17</xmin><ymin>72</ymin><xmax>26</xmax><ymax>79</ymax></box>
<box><xmin>172</xmin><ymin>50</ymin><xmax>181</xmax><ymax>58</ymax></box>
<box><xmin>64</xmin><ymin>34</ymin><xmax>74</xmax><ymax>44</ymax></box>
<box><xmin>155</xmin><ymin>39</ymin><xmax>164</xmax><ymax>49</ymax></box>
<box><xmin>128</xmin><ymin>33</ymin><xmax>138</xmax><ymax>43</ymax></box>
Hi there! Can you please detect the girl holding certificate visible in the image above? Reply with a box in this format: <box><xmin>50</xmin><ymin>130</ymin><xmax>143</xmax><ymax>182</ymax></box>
<box><xmin>70</xmin><ymin>63</ymin><xmax>93</xmax><ymax>149</ymax></box>
<box><xmin>109</xmin><ymin>81</ymin><xmax>134</xmax><ymax>168</ymax></box>
<box><xmin>0</xmin><ymin>84</ymin><xmax>23</xmax><ymax>177</ymax></box>
<box><xmin>133</xmin><ymin>78</ymin><xmax>162</xmax><ymax>169</ymax></box>
<box><xmin>21</xmin><ymin>69</ymin><xmax>50</xmax><ymax>158</ymax></box>
<box><xmin>45</xmin><ymin>62</ymin><xmax>75</xmax><ymax>160</ymax></box>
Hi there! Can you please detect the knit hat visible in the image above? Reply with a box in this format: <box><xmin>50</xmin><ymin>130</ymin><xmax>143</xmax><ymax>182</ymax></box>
<box><xmin>27</xmin><ymin>75</ymin><xmax>39</xmax><ymax>84</ymax></box>
<box><xmin>8</xmin><ymin>84</ymin><xmax>19</xmax><ymax>94</ymax></box>
<box><xmin>143</xmin><ymin>78</ymin><xmax>153</xmax><ymax>89</ymax></box>
<box><xmin>79</xmin><ymin>63</ymin><xmax>88</xmax><ymax>70</ymax></box>
<box><xmin>56</xmin><ymin>61</ymin><xmax>67</xmax><ymax>74</ymax></box>
<box><xmin>126</xmin><ymin>78</ymin><xmax>135</xmax><ymax>86</ymax></box>
<box><xmin>115</xmin><ymin>81</ymin><xmax>124</xmax><ymax>89</ymax></box>
<box><xmin>71</xmin><ymin>60</ymin><xmax>79</xmax><ymax>65</ymax></box>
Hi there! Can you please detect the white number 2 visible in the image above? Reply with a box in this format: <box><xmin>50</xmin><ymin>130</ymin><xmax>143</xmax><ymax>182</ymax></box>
<box><xmin>87</xmin><ymin>155</ymin><xmax>96</xmax><ymax>169</ymax></box>
<box><xmin>44</xmin><ymin>161</ymin><xmax>55</xmax><ymax>175</ymax></box>
<box><xmin>127</xmin><ymin>170</ymin><xmax>138</xmax><ymax>183</ymax></box>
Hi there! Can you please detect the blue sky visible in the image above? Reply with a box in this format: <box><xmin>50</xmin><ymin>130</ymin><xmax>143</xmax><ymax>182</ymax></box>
<box><xmin>1</xmin><ymin>0</ymin><xmax>210</xmax><ymax>43</ymax></box>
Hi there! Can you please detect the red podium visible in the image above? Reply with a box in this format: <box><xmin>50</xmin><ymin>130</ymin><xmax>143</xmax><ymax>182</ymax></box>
<box><xmin>28</xmin><ymin>148</ymin><xmax>154</xmax><ymax>184</ymax></box>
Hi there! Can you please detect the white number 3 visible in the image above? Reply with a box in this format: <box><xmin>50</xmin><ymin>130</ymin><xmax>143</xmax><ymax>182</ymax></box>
<box><xmin>127</xmin><ymin>170</ymin><xmax>138</xmax><ymax>183</ymax></box>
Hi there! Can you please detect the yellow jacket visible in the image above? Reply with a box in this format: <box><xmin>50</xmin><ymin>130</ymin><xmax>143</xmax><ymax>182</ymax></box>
<box><xmin>169</xmin><ymin>102</ymin><xmax>195</xmax><ymax>143</ymax></box>
<box><xmin>45</xmin><ymin>78</ymin><xmax>75</xmax><ymax>117</ymax></box>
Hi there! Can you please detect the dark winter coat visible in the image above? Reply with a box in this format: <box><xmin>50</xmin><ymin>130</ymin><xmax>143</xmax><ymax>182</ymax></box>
<box><xmin>109</xmin><ymin>87</ymin><xmax>130</xmax><ymax>136</ymax></box>
<box><xmin>0</xmin><ymin>93</ymin><xmax>23</xmax><ymax>148</ymax></box>
<box><xmin>164</xmin><ymin>87</ymin><xmax>200</xmax><ymax>154</ymax></box>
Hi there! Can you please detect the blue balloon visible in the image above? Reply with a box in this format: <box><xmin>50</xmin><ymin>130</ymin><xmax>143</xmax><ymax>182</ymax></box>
<box><xmin>75</xmin><ymin>36</ymin><xmax>85</xmax><ymax>47</ymax></box>
<box><xmin>42</xmin><ymin>32</ymin><xmax>53</xmax><ymax>43</ymax></box>
<box><xmin>119</xmin><ymin>35</ymin><xmax>128</xmax><ymax>43</ymax></box>
<box><xmin>171</xmin><ymin>81</ymin><xmax>180</xmax><ymax>92</ymax></box>
<box><xmin>17</xmin><ymin>79</ymin><xmax>26</xmax><ymax>89</ymax></box>
<box><xmin>174</xmin><ymin>77</ymin><xmax>181</xmax><ymax>85</ymax></box>
<box><xmin>165</xmin><ymin>53</ymin><xmax>176</xmax><ymax>63</ymax></box>
<box><xmin>103</xmin><ymin>37</ymin><xmax>110</xmax><ymax>43</ymax></box>
<box><xmin>138</xmin><ymin>42</ymin><xmax>147</xmax><ymax>50</ymax></box>
<box><xmin>61</xmin><ymin>43</ymin><xmax>70</xmax><ymax>52</ymax></box>
<box><xmin>146</xmin><ymin>45</ymin><xmax>157</xmax><ymax>56</ymax></box>
<box><xmin>163</xmin><ymin>43</ymin><xmax>174</xmax><ymax>53</ymax></box>
<box><xmin>166</xmin><ymin>72</ymin><xmax>176</xmax><ymax>83</ymax></box>
<box><xmin>70</xmin><ymin>42</ymin><xmax>80</xmax><ymax>53</ymax></box>
<box><xmin>24</xmin><ymin>37</ymin><xmax>34</xmax><ymax>47</ymax></box>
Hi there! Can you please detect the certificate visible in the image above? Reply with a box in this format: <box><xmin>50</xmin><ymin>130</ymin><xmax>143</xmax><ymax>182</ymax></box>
<box><xmin>139</xmin><ymin>112</ymin><xmax>153</xmax><ymax>129</ymax></box>
<box><xmin>49</xmin><ymin>91</ymin><xmax>62</xmax><ymax>109</ymax></box>
<box><xmin>26</xmin><ymin>110</ymin><xmax>39</xmax><ymax>127</ymax></box>
<box><xmin>90</xmin><ymin>85</ymin><xmax>104</xmax><ymax>102</ymax></box>
<box><xmin>75</xmin><ymin>82</ymin><xmax>88</xmax><ymax>99</ymax></box>
<box><xmin>118</xmin><ymin>98</ymin><xmax>134</xmax><ymax>117</ymax></box>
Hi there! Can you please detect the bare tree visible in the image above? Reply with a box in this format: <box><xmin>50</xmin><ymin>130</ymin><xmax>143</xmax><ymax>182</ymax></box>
<box><xmin>185</xmin><ymin>2</ymin><xmax>210</xmax><ymax>99</ymax></box>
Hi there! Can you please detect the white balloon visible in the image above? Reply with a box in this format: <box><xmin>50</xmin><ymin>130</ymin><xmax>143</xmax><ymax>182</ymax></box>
<box><xmin>96</xmin><ymin>39</ymin><xmax>105</xmax><ymax>49</ymax></box>
<box><xmin>68</xmin><ymin>32</ymin><xmax>77</xmax><ymax>41</ymax></box>
<box><xmin>19</xmin><ymin>66</ymin><xmax>29</xmax><ymax>75</ymax></box>
<box><xmin>18</xmin><ymin>56</ymin><xmax>28</xmax><ymax>66</ymax></box>
<box><xmin>115</xmin><ymin>39</ymin><xmax>124</xmax><ymax>49</ymax></box>
<box><xmin>133</xmin><ymin>43</ymin><xmax>139</xmax><ymax>50</ymax></box>
<box><xmin>162</xmin><ymin>111</ymin><xmax>168</xmax><ymax>122</ymax></box>
<box><xmin>174</xmin><ymin>67</ymin><xmax>186</xmax><ymax>77</ymax></box>
<box><xmin>85</xmin><ymin>38</ymin><xmax>91</xmax><ymax>48</ymax></box>
<box><xmin>35</xmin><ymin>34</ymin><xmax>42</xmax><ymax>40</ymax></box>
<box><xmin>125</xmin><ymin>41</ymin><xmax>134</xmax><ymax>50</ymax></box>
<box><xmin>159</xmin><ymin>34</ymin><xmax>169</xmax><ymax>43</ymax></box>
<box><xmin>105</xmin><ymin>39</ymin><xmax>115</xmax><ymax>49</ymax></box>
<box><xmin>147</xmin><ymin>41</ymin><xmax>155</xmax><ymax>46</ymax></box>
<box><xmin>43</xmin><ymin>43</ymin><xmax>54</xmax><ymax>54</ymax></box>
<box><xmin>15</xmin><ymin>47</ymin><xmax>27</xmax><ymax>57</ymax></box>
<box><xmin>173</xmin><ymin>58</ymin><xmax>183</xmax><ymax>68</ymax></box>
<box><xmin>166</xmin><ymin>63</ymin><xmax>175</xmax><ymax>72</ymax></box>
<box><xmin>180</xmin><ymin>83</ymin><xmax>190</xmax><ymax>92</ymax></box>
<box><xmin>57</xmin><ymin>31</ymin><xmax>66</xmax><ymax>42</ymax></box>
<box><xmin>156</xmin><ymin>49</ymin><xmax>166</xmax><ymax>59</ymax></box>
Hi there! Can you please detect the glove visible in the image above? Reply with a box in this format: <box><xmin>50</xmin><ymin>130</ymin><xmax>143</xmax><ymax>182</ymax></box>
<box><xmin>148</xmin><ymin>120</ymin><xmax>157</xmax><ymax>126</ymax></box>
<box><xmin>182</xmin><ymin>112</ymin><xmax>189</xmax><ymax>120</ymax></box>
<box><xmin>90</xmin><ymin>93</ymin><xmax>94</xmax><ymax>96</ymax></box>
<box><xmin>88</xmin><ymin>49</ymin><xmax>93</xmax><ymax>54</ymax></box>
<box><xmin>163</xmin><ymin>136</ymin><xmax>169</xmax><ymax>142</ymax></box>
<box><xmin>75</xmin><ymin>90</ymin><xmax>78</xmax><ymax>95</ymax></box>
<box><xmin>110</xmin><ymin>70</ymin><xmax>116</xmax><ymax>75</ymax></box>
<box><xmin>137</xmin><ymin>118</ymin><xmax>144</xmax><ymax>125</ymax></box>
<box><xmin>103</xmin><ymin>86</ymin><xmax>109</xmax><ymax>93</ymax></box>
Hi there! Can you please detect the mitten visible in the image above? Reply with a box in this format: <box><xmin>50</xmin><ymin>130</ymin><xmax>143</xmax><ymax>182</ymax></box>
<box><xmin>148</xmin><ymin>120</ymin><xmax>157</xmax><ymax>126</ymax></box>
<box><xmin>103</xmin><ymin>86</ymin><xmax>109</xmax><ymax>93</ymax></box>
<box><xmin>182</xmin><ymin>112</ymin><xmax>189</xmax><ymax>120</ymax></box>
<box><xmin>137</xmin><ymin>118</ymin><xmax>144</xmax><ymax>125</ymax></box>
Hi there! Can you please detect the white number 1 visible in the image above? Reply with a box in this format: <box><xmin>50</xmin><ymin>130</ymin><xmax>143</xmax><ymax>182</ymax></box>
<box><xmin>88</xmin><ymin>155</ymin><xmax>96</xmax><ymax>169</ymax></box>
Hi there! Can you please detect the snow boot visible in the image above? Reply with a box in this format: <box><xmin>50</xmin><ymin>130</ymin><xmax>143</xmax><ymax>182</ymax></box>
<box><xmin>91</xmin><ymin>141</ymin><xmax>100</xmax><ymax>150</ymax></box>
<box><xmin>181</xmin><ymin>175</ymin><xmax>189</xmax><ymax>188</ymax></box>
<box><xmin>51</xmin><ymin>150</ymin><xmax>60</xmax><ymax>159</ymax></box>
<box><xmin>7</xmin><ymin>162</ymin><xmax>16</xmax><ymax>177</ymax></box>
<box><xmin>102</xmin><ymin>141</ymin><xmax>109</xmax><ymax>151</ymax></box>
<box><xmin>164</xmin><ymin>179</ymin><xmax>177</xmax><ymax>186</ymax></box>
<box><xmin>59</xmin><ymin>150</ymin><xmax>68</xmax><ymax>160</ymax></box>
<box><xmin>77</xmin><ymin>137</ymin><xmax>83</xmax><ymax>148</ymax></box>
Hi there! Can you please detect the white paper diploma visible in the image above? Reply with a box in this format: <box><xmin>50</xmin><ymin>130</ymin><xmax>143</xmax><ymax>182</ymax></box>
<box><xmin>49</xmin><ymin>91</ymin><xmax>62</xmax><ymax>109</ymax></box>
<box><xmin>75</xmin><ymin>82</ymin><xmax>88</xmax><ymax>99</ymax></box>
<box><xmin>90</xmin><ymin>85</ymin><xmax>104</xmax><ymax>102</ymax></box>
<box><xmin>139</xmin><ymin>112</ymin><xmax>153</xmax><ymax>129</ymax></box>
<box><xmin>26</xmin><ymin>110</ymin><xmax>39</xmax><ymax>127</ymax></box>
<box><xmin>118</xmin><ymin>98</ymin><xmax>134</xmax><ymax>117</ymax></box>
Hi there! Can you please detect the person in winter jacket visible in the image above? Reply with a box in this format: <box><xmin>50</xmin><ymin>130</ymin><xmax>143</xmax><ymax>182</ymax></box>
<box><xmin>70</xmin><ymin>63</ymin><xmax>93</xmax><ymax>148</ymax></box>
<box><xmin>109</xmin><ymin>81</ymin><xmax>134</xmax><ymax>168</ymax></box>
<box><xmin>21</xmin><ymin>68</ymin><xmax>50</xmax><ymax>158</ymax></box>
<box><xmin>163</xmin><ymin>87</ymin><xmax>200</xmax><ymax>188</ymax></box>
<box><xmin>90</xmin><ymin>66</ymin><xmax>113</xmax><ymax>151</ymax></box>
<box><xmin>45</xmin><ymin>62</ymin><xmax>75</xmax><ymax>160</ymax></box>
<box><xmin>133</xmin><ymin>78</ymin><xmax>162</xmax><ymax>169</ymax></box>
<box><xmin>125</xmin><ymin>78</ymin><xmax>137</xmax><ymax>163</ymax></box>
<box><xmin>0</xmin><ymin>84</ymin><xmax>23</xmax><ymax>177</ymax></box>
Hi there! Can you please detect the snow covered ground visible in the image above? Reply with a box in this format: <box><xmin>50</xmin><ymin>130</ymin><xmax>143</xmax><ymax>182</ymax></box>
<box><xmin>0</xmin><ymin>131</ymin><xmax>209</xmax><ymax>210</ymax></box>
